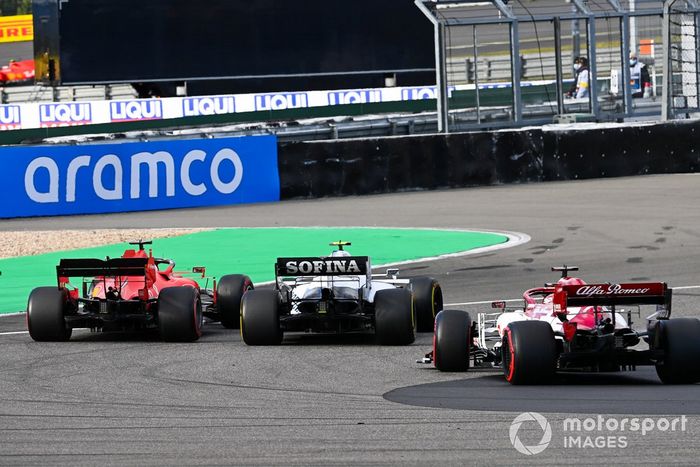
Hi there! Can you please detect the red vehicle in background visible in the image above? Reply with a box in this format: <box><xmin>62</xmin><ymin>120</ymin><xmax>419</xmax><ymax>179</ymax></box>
<box><xmin>0</xmin><ymin>59</ymin><xmax>34</xmax><ymax>85</ymax></box>
<box><xmin>26</xmin><ymin>241</ymin><xmax>253</xmax><ymax>342</ymax></box>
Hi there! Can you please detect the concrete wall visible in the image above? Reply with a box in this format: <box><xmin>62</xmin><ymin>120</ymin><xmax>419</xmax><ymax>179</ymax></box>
<box><xmin>278</xmin><ymin>120</ymin><xmax>700</xmax><ymax>199</ymax></box>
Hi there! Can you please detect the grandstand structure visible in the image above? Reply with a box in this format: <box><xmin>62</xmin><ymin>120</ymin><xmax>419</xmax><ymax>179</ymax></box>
<box><xmin>2</xmin><ymin>0</ymin><xmax>698</xmax><ymax>137</ymax></box>
<box><xmin>417</xmin><ymin>0</ymin><xmax>700</xmax><ymax>132</ymax></box>
<box><xmin>662</xmin><ymin>0</ymin><xmax>700</xmax><ymax>119</ymax></box>
<box><xmin>0</xmin><ymin>83</ymin><xmax>136</xmax><ymax>104</ymax></box>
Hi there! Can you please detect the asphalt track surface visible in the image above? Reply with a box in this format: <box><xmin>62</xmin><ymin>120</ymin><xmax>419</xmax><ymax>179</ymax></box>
<box><xmin>0</xmin><ymin>42</ymin><xmax>31</xmax><ymax>67</ymax></box>
<box><xmin>2</xmin><ymin>174</ymin><xmax>700</xmax><ymax>465</ymax></box>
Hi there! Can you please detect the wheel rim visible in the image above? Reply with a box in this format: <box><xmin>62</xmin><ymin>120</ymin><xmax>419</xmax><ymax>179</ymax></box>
<box><xmin>410</xmin><ymin>296</ymin><xmax>415</xmax><ymax>330</ymax></box>
<box><xmin>432</xmin><ymin>284</ymin><xmax>443</xmax><ymax>317</ymax></box>
<box><xmin>194</xmin><ymin>297</ymin><xmax>203</xmax><ymax>337</ymax></box>
<box><xmin>503</xmin><ymin>329</ymin><xmax>516</xmax><ymax>382</ymax></box>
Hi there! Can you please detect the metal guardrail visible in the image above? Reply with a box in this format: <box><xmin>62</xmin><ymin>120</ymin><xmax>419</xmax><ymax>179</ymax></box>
<box><xmin>38</xmin><ymin>93</ymin><xmax>661</xmax><ymax>146</ymax></box>
<box><xmin>0</xmin><ymin>84</ymin><xmax>137</xmax><ymax>104</ymax></box>
<box><xmin>448</xmin><ymin>47</ymin><xmax>662</xmax><ymax>85</ymax></box>
<box><xmin>415</xmin><ymin>0</ymin><xmax>696</xmax><ymax>132</ymax></box>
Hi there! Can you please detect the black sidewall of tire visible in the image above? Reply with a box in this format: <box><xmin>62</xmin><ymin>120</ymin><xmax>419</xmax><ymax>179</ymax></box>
<box><xmin>655</xmin><ymin>318</ymin><xmax>700</xmax><ymax>384</ymax></box>
<box><xmin>27</xmin><ymin>287</ymin><xmax>72</xmax><ymax>342</ymax></box>
<box><xmin>241</xmin><ymin>289</ymin><xmax>283</xmax><ymax>345</ymax></box>
<box><xmin>158</xmin><ymin>286</ymin><xmax>201</xmax><ymax>342</ymax></box>
<box><xmin>217</xmin><ymin>274</ymin><xmax>253</xmax><ymax>329</ymax></box>
<box><xmin>434</xmin><ymin>309</ymin><xmax>471</xmax><ymax>372</ymax></box>
<box><xmin>411</xmin><ymin>276</ymin><xmax>442</xmax><ymax>333</ymax></box>
<box><xmin>375</xmin><ymin>288</ymin><xmax>415</xmax><ymax>345</ymax></box>
<box><xmin>503</xmin><ymin>321</ymin><xmax>557</xmax><ymax>385</ymax></box>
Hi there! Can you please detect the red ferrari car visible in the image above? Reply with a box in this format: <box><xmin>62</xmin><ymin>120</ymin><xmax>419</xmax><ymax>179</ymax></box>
<box><xmin>0</xmin><ymin>59</ymin><xmax>34</xmax><ymax>85</ymax></box>
<box><xmin>26</xmin><ymin>241</ymin><xmax>253</xmax><ymax>342</ymax></box>
<box><xmin>429</xmin><ymin>266</ymin><xmax>700</xmax><ymax>384</ymax></box>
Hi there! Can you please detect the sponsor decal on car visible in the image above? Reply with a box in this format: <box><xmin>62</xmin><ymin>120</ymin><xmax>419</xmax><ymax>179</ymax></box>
<box><xmin>276</xmin><ymin>257</ymin><xmax>369</xmax><ymax>276</ymax></box>
<box><xmin>575</xmin><ymin>284</ymin><xmax>652</xmax><ymax>296</ymax></box>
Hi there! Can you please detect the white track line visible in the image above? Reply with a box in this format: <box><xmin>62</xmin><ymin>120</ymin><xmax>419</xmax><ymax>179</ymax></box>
<box><xmin>245</xmin><ymin>228</ymin><xmax>531</xmax><ymax>288</ymax></box>
<box><xmin>671</xmin><ymin>285</ymin><xmax>700</xmax><ymax>290</ymax></box>
<box><xmin>237</xmin><ymin>226</ymin><xmax>531</xmax><ymax>271</ymax></box>
<box><xmin>363</xmin><ymin>228</ymin><xmax>531</xmax><ymax>269</ymax></box>
<box><xmin>0</xmin><ymin>312</ymin><xmax>25</xmax><ymax>318</ymax></box>
<box><xmin>0</xmin><ymin>331</ymin><xmax>27</xmax><ymax>336</ymax></box>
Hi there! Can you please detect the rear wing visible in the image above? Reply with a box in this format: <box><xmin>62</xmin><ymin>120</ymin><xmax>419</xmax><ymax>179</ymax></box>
<box><xmin>553</xmin><ymin>282</ymin><xmax>671</xmax><ymax>315</ymax></box>
<box><xmin>276</xmin><ymin>256</ymin><xmax>370</xmax><ymax>282</ymax></box>
<box><xmin>57</xmin><ymin>258</ymin><xmax>149</xmax><ymax>279</ymax></box>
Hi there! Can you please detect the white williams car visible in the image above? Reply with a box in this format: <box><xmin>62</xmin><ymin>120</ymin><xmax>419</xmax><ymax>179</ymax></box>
<box><xmin>240</xmin><ymin>241</ymin><xmax>443</xmax><ymax>345</ymax></box>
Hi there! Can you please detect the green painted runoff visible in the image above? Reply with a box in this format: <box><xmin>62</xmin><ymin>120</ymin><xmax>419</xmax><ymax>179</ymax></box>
<box><xmin>0</xmin><ymin>227</ymin><xmax>507</xmax><ymax>313</ymax></box>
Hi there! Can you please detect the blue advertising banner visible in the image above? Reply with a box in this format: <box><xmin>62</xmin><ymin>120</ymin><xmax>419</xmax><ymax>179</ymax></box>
<box><xmin>0</xmin><ymin>135</ymin><xmax>280</xmax><ymax>218</ymax></box>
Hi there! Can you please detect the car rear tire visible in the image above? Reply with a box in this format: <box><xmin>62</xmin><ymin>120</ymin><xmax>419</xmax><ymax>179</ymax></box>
<box><xmin>411</xmin><ymin>277</ymin><xmax>443</xmax><ymax>333</ymax></box>
<box><xmin>375</xmin><ymin>288</ymin><xmax>415</xmax><ymax>345</ymax></box>
<box><xmin>158</xmin><ymin>286</ymin><xmax>202</xmax><ymax>342</ymax></box>
<box><xmin>217</xmin><ymin>274</ymin><xmax>254</xmax><ymax>329</ymax></box>
<box><xmin>241</xmin><ymin>290</ymin><xmax>283</xmax><ymax>345</ymax></box>
<box><xmin>434</xmin><ymin>309</ymin><xmax>472</xmax><ymax>372</ymax></box>
<box><xmin>27</xmin><ymin>287</ymin><xmax>72</xmax><ymax>342</ymax></box>
<box><xmin>654</xmin><ymin>318</ymin><xmax>700</xmax><ymax>384</ymax></box>
<box><xmin>502</xmin><ymin>321</ymin><xmax>557</xmax><ymax>385</ymax></box>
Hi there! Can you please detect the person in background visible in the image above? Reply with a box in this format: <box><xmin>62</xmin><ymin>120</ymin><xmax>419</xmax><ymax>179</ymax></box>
<box><xmin>566</xmin><ymin>56</ymin><xmax>580</xmax><ymax>97</ymax></box>
<box><xmin>629</xmin><ymin>52</ymin><xmax>651</xmax><ymax>98</ymax></box>
<box><xmin>567</xmin><ymin>56</ymin><xmax>590</xmax><ymax>99</ymax></box>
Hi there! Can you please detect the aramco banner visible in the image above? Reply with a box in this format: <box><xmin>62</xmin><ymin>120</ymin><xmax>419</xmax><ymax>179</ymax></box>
<box><xmin>0</xmin><ymin>135</ymin><xmax>280</xmax><ymax>218</ymax></box>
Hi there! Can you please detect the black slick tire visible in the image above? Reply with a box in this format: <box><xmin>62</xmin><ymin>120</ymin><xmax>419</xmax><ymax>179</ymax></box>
<box><xmin>375</xmin><ymin>288</ymin><xmax>415</xmax><ymax>345</ymax></box>
<box><xmin>411</xmin><ymin>276</ymin><xmax>443</xmax><ymax>333</ymax></box>
<box><xmin>434</xmin><ymin>309</ymin><xmax>472</xmax><ymax>372</ymax></box>
<box><xmin>502</xmin><ymin>321</ymin><xmax>557</xmax><ymax>385</ymax></box>
<box><xmin>158</xmin><ymin>286</ymin><xmax>202</xmax><ymax>342</ymax></box>
<box><xmin>217</xmin><ymin>274</ymin><xmax>254</xmax><ymax>329</ymax></box>
<box><xmin>27</xmin><ymin>287</ymin><xmax>72</xmax><ymax>342</ymax></box>
<box><xmin>655</xmin><ymin>318</ymin><xmax>700</xmax><ymax>384</ymax></box>
<box><xmin>241</xmin><ymin>289</ymin><xmax>283</xmax><ymax>345</ymax></box>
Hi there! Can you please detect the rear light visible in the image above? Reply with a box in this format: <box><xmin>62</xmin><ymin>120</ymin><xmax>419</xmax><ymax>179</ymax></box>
<box><xmin>492</xmin><ymin>301</ymin><xmax>506</xmax><ymax>309</ymax></box>
<box><xmin>563</xmin><ymin>321</ymin><xmax>578</xmax><ymax>341</ymax></box>
<box><xmin>212</xmin><ymin>279</ymin><xmax>217</xmax><ymax>305</ymax></box>
<box><xmin>138</xmin><ymin>288</ymin><xmax>149</xmax><ymax>301</ymax></box>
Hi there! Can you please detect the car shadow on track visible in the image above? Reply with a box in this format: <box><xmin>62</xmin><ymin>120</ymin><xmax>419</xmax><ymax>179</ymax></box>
<box><xmin>67</xmin><ymin>325</ymin><xmax>236</xmax><ymax>343</ymax></box>
<box><xmin>385</xmin><ymin>367</ymin><xmax>700</xmax><ymax>414</ymax></box>
<box><xmin>417</xmin><ymin>367</ymin><xmax>660</xmax><ymax>385</ymax></box>
<box><xmin>57</xmin><ymin>329</ymin><xmax>393</xmax><ymax>345</ymax></box>
<box><xmin>280</xmin><ymin>333</ymin><xmax>380</xmax><ymax>346</ymax></box>
<box><xmin>68</xmin><ymin>329</ymin><xmax>163</xmax><ymax>342</ymax></box>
